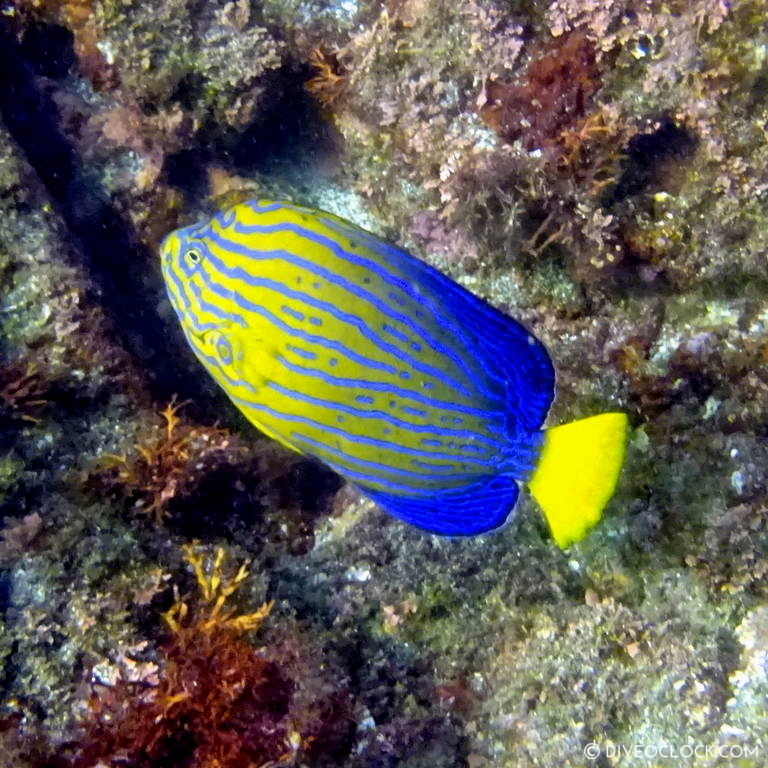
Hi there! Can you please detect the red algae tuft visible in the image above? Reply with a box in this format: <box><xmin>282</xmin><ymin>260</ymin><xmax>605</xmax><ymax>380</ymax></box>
<box><xmin>86</xmin><ymin>397</ymin><xmax>248</xmax><ymax>521</ymax></box>
<box><xmin>73</xmin><ymin>544</ymin><xmax>294</xmax><ymax>768</ymax></box>
<box><xmin>0</xmin><ymin>359</ymin><xmax>52</xmax><ymax>424</ymax></box>
<box><xmin>479</xmin><ymin>30</ymin><xmax>602</xmax><ymax>153</ymax></box>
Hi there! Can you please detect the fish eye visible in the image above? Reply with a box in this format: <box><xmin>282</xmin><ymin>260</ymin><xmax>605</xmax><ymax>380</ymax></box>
<box><xmin>185</xmin><ymin>249</ymin><xmax>201</xmax><ymax>266</ymax></box>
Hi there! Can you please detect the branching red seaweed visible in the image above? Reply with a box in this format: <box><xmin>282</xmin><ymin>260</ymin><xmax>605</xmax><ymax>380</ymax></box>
<box><xmin>0</xmin><ymin>359</ymin><xmax>52</xmax><ymax>424</ymax></box>
<box><xmin>87</xmin><ymin>397</ymin><xmax>248</xmax><ymax>520</ymax></box>
<box><xmin>74</xmin><ymin>545</ymin><xmax>294</xmax><ymax>768</ymax></box>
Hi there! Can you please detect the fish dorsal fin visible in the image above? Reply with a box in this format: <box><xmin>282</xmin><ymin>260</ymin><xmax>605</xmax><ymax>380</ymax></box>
<box><xmin>338</xmin><ymin>226</ymin><xmax>556</xmax><ymax>432</ymax></box>
<box><xmin>413</xmin><ymin>269</ymin><xmax>555</xmax><ymax>432</ymax></box>
<box><xmin>362</xmin><ymin>475</ymin><xmax>520</xmax><ymax>536</ymax></box>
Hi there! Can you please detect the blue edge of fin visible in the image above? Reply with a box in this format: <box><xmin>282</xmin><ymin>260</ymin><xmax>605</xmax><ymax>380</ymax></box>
<box><xmin>396</xmin><ymin>239</ymin><xmax>556</xmax><ymax>433</ymax></box>
<box><xmin>364</xmin><ymin>475</ymin><xmax>521</xmax><ymax>537</ymax></box>
<box><xmin>361</xmin><ymin>240</ymin><xmax>551</xmax><ymax>536</ymax></box>
<box><xmin>321</xmin><ymin>214</ymin><xmax>556</xmax><ymax>537</ymax></box>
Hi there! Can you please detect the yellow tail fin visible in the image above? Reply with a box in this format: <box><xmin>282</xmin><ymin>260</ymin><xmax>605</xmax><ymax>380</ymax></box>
<box><xmin>527</xmin><ymin>413</ymin><xmax>628</xmax><ymax>549</ymax></box>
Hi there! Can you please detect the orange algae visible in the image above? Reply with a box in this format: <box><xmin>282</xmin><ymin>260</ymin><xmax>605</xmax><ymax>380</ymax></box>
<box><xmin>88</xmin><ymin>397</ymin><xmax>243</xmax><ymax>520</ymax></box>
<box><xmin>75</xmin><ymin>545</ymin><xmax>296</xmax><ymax>768</ymax></box>
<box><xmin>305</xmin><ymin>46</ymin><xmax>350</xmax><ymax>109</ymax></box>
<box><xmin>0</xmin><ymin>360</ymin><xmax>51</xmax><ymax>424</ymax></box>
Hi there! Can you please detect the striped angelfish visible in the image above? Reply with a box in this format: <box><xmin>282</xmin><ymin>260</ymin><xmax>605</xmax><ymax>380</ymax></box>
<box><xmin>160</xmin><ymin>199</ymin><xmax>627</xmax><ymax>547</ymax></box>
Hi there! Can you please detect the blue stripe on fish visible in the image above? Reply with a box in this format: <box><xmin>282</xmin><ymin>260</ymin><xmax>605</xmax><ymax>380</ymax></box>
<box><xmin>211</xmin><ymin>222</ymin><xmax>493</xmax><ymax>397</ymax></box>
<box><xmin>195</xmin><ymin>265</ymin><xmax>403</xmax><ymax>376</ymax></box>
<box><xmin>273</xmin><ymin>354</ymin><xmax>501</xmax><ymax>420</ymax></box>
<box><xmin>199</xmin><ymin>245</ymin><xmax>472</xmax><ymax>394</ymax></box>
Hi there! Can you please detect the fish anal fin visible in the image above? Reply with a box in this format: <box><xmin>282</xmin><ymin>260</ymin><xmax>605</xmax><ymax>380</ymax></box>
<box><xmin>363</xmin><ymin>476</ymin><xmax>520</xmax><ymax>536</ymax></box>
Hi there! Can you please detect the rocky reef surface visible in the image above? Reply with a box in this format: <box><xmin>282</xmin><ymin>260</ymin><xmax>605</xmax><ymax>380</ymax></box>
<box><xmin>0</xmin><ymin>0</ymin><xmax>767</xmax><ymax>766</ymax></box>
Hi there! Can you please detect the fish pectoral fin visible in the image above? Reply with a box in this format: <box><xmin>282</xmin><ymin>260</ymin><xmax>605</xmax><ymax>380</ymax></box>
<box><xmin>527</xmin><ymin>412</ymin><xmax>628</xmax><ymax>549</ymax></box>
<box><xmin>199</xmin><ymin>328</ymin><xmax>243</xmax><ymax>365</ymax></box>
<box><xmin>362</xmin><ymin>476</ymin><xmax>520</xmax><ymax>536</ymax></box>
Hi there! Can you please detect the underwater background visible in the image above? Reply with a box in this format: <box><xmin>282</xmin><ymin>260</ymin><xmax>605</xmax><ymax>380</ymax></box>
<box><xmin>0</xmin><ymin>0</ymin><xmax>767</xmax><ymax>765</ymax></box>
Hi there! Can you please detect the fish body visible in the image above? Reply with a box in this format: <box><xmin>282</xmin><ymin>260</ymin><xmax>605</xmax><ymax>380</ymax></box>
<box><xmin>160</xmin><ymin>199</ymin><xmax>627</xmax><ymax>546</ymax></box>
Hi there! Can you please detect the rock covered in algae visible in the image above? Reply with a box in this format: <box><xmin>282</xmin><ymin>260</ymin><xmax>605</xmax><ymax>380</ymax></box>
<box><xmin>1</xmin><ymin>0</ymin><xmax>768</xmax><ymax>766</ymax></box>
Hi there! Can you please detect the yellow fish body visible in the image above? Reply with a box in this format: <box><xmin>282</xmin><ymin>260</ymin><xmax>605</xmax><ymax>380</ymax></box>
<box><xmin>160</xmin><ymin>200</ymin><xmax>627</xmax><ymax>547</ymax></box>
